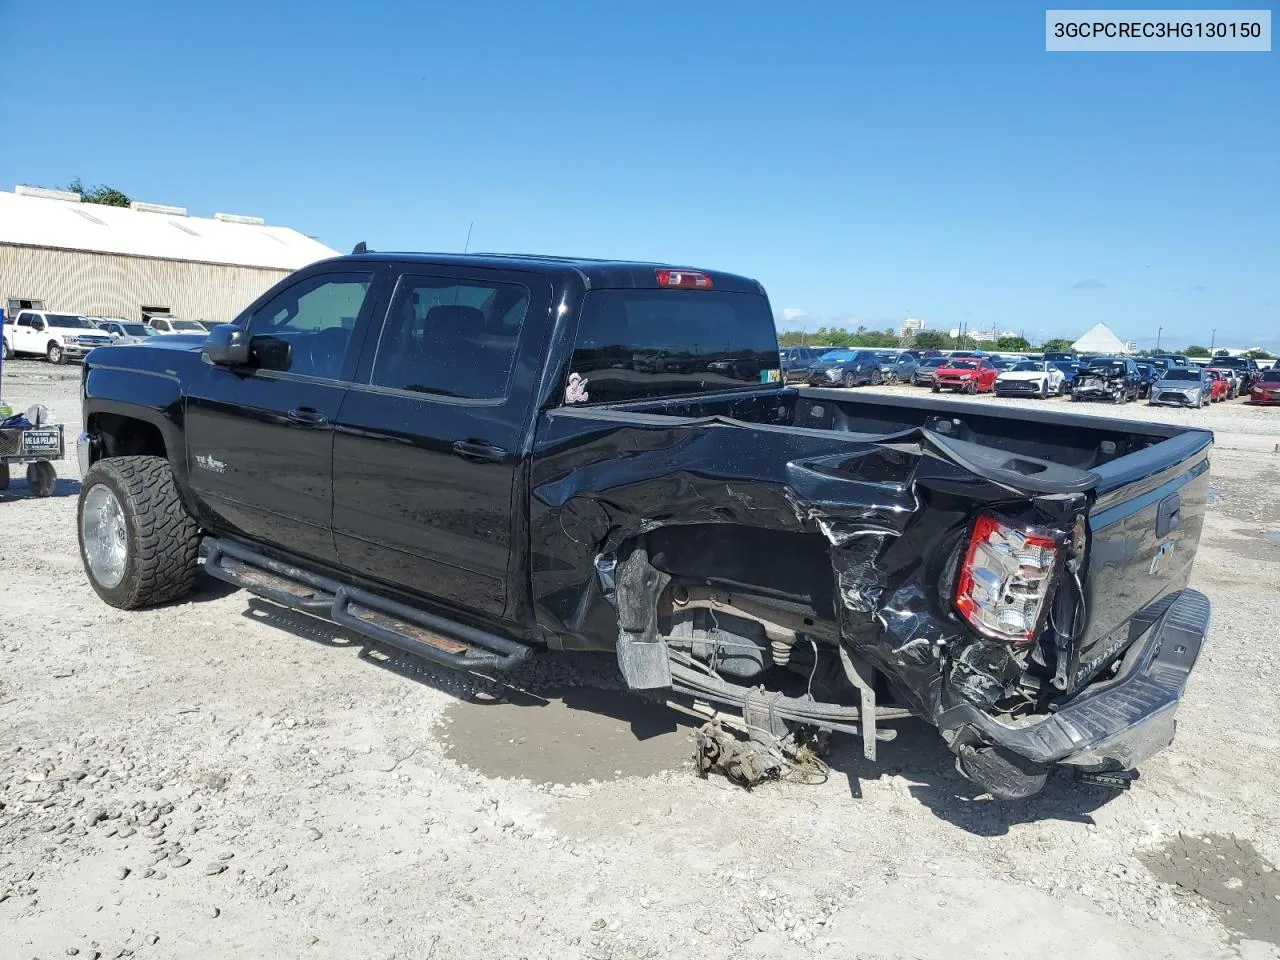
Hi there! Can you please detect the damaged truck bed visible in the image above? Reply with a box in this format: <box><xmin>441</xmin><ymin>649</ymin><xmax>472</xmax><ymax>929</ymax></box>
<box><xmin>76</xmin><ymin>253</ymin><xmax>1212</xmax><ymax>799</ymax></box>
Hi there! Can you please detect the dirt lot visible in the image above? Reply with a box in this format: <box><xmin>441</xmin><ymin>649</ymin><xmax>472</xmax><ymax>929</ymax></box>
<box><xmin>3</xmin><ymin>358</ymin><xmax>1279</xmax><ymax>960</ymax></box>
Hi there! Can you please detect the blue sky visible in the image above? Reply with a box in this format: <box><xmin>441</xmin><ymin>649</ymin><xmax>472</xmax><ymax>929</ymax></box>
<box><xmin>1</xmin><ymin>1</ymin><xmax>1275</xmax><ymax>347</ymax></box>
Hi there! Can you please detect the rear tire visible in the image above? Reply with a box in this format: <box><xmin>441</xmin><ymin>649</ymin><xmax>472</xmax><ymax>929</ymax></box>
<box><xmin>77</xmin><ymin>455</ymin><xmax>200</xmax><ymax>609</ymax></box>
<box><xmin>26</xmin><ymin>460</ymin><xmax>57</xmax><ymax>497</ymax></box>
<box><xmin>47</xmin><ymin>343</ymin><xmax>64</xmax><ymax>365</ymax></box>
<box><xmin>2</xmin><ymin>338</ymin><xmax>11</xmax><ymax>361</ymax></box>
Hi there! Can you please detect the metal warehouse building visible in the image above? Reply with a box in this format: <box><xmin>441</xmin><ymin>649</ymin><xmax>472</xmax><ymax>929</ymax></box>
<box><xmin>0</xmin><ymin>185</ymin><xmax>340</xmax><ymax>324</ymax></box>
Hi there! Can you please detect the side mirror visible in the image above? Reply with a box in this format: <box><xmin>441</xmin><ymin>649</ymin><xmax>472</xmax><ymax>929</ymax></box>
<box><xmin>203</xmin><ymin>324</ymin><xmax>251</xmax><ymax>367</ymax></box>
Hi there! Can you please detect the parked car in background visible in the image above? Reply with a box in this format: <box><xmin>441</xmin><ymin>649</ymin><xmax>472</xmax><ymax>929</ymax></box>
<box><xmin>195</xmin><ymin>320</ymin><xmax>220</xmax><ymax>332</ymax></box>
<box><xmin>2</xmin><ymin>310</ymin><xmax>114</xmax><ymax>363</ymax></box>
<box><xmin>1042</xmin><ymin>351</ymin><xmax>1078</xmax><ymax>364</ymax></box>
<box><xmin>931</xmin><ymin>357</ymin><xmax>998</xmax><ymax>394</ymax></box>
<box><xmin>911</xmin><ymin>355</ymin><xmax>947</xmax><ymax>385</ymax></box>
<box><xmin>1049</xmin><ymin>360</ymin><xmax>1080</xmax><ymax>394</ymax></box>
<box><xmin>806</xmin><ymin>349</ymin><xmax>883</xmax><ymax>387</ymax></box>
<box><xmin>1149</xmin><ymin>367</ymin><xmax>1211</xmax><ymax>407</ymax></box>
<box><xmin>780</xmin><ymin>347</ymin><xmax>822</xmax><ymax>383</ymax></box>
<box><xmin>1206</xmin><ymin>367</ymin><xmax>1240</xmax><ymax>399</ymax></box>
<box><xmin>1208</xmin><ymin>356</ymin><xmax>1259</xmax><ymax>393</ymax></box>
<box><xmin>875</xmin><ymin>351</ymin><xmax>918</xmax><ymax>384</ymax></box>
<box><xmin>1249</xmin><ymin>366</ymin><xmax>1280</xmax><ymax>405</ymax></box>
<box><xmin>1204</xmin><ymin>369</ymin><xmax>1230</xmax><ymax>402</ymax></box>
<box><xmin>1134</xmin><ymin>361</ymin><xmax>1160</xmax><ymax>398</ymax></box>
<box><xmin>1151</xmin><ymin>354</ymin><xmax>1191</xmax><ymax>368</ymax></box>
<box><xmin>148</xmin><ymin>317</ymin><xmax>210</xmax><ymax>335</ymax></box>
<box><xmin>1072</xmin><ymin>357</ymin><xmax>1141</xmax><ymax>403</ymax></box>
<box><xmin>95</xmin><ymin>320</ymin><xmax>158</xmax><ymax>345</ymax></box>
<box><xmin>994</xmin><ymin>359</ymin><xmax>1066</xmax><ymax>398</ymax></box>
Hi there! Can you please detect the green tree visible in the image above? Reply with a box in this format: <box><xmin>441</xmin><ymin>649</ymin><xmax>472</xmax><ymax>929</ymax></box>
<box><xmin>996</xmin><ymin>335</ymin><xmax>1030</xmax><ymax>351</ymax></box>
<box><xmin>1184</xmin><ymin>344</ymin><xmax>1210</xmax><ymax>357</ymax></box>
<box><xmin>1247</xmin><ymin>348</ymin><xmax>1275</xmax><ymax>360</ymax></box>
<box><xmin>777</xmin><ymin>330</ymin><xmax>808</xmax><ymax>347</ymax></box>
<box><xmin>1039</xmin><ymin>338</ymin><xmax>1075</xmax><ymax>353</ymax></box>
<box><xmin>1213</xmin><ymin>349</ymin><xmax>1230</xmax><ymax>357</ymax></box>
<box><xmin>64</xmin><ymin>177</ymin><xmax>131</xmax><ymax>207</ymax></box>
<box><xmin>914</xmin><ymin>330</ymin><xmax>951</xmax><ymax>350</ymax></box>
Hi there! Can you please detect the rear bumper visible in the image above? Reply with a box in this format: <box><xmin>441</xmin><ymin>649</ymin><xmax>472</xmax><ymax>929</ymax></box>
<box><xmin>938</xmin><ymin>588</ymin><xmax>1210</xmax><ymax>770</ymax></box>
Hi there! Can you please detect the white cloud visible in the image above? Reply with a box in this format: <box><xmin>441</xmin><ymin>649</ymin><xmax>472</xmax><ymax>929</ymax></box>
<box><xmin>780</xmin><ymin>307</ymin><xmax>807</xmax><ymax>322</ymax></box>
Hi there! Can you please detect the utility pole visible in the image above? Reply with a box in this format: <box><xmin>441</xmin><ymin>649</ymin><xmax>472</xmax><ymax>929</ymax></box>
<box><xmin>1209</xmin><ymin>328</ymin><xmax>1216</xmax><ymax>354</ymax></box>
<box><xmin>1156</xmin><ymin>326</ymin><xmax>1162</xmax><ymax>352</ymax></box>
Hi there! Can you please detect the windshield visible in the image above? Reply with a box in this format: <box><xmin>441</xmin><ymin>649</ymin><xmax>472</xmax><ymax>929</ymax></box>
<box><xmin>1160</xmin><ymin>368</ymin><xmax>1203</xmax><ymax>382</ymax></box>
<box><xmin>169</xmin><ymin>319</ymin><xmax>207</xmax><ymax>332</ymax></box>
<box><xmin>46</xmin><ymin>314</ymin><xmax>97</xmax><ymax>329</ymax></box>
<box><xmin>946</xmin><ymin>360</ymin><xmax>977</xmax><ymax>370</ymax></box>
<box><xmin>1009</xmin><ymin>361</ymin><xmax>1042</xmax><ymax>372</ymax></box>
<box><xmin>818</xmin><ymin>350</ymin><xmax>857</xmax><ymax>361</ymax></box>
<box><xmin>920</xmin><ymin>357</ymin><xmax>946</xmax><ymax>368</ymax></box>
<box><xmin>568</xmin><ymin>289</ymin><xmax>780</xmax><ymax>404</ymax></box>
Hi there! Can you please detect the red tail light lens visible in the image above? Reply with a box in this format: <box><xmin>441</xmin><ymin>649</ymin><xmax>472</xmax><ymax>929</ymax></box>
<box><xmin>656</xmin><ymin>269</ymin><xmax>713</xmax><ymax>289</ymax></box>
<box><xmin>955</xmin><ymin>514</ymin><xmax>1063</xmax><ymax>646</ymax></box>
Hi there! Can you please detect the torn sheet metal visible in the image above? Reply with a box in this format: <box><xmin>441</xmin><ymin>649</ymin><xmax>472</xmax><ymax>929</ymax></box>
<box><xmin>529</xmin><ymin>403</ymin><xmax>1096</xmax><ymax>726</ymax></box>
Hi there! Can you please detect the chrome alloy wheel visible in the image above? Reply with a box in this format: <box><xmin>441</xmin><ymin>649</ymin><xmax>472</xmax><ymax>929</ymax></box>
<box><xmin>82</xmin><ymin>483</ymin><xmax>129</xmax><ymax>588</ymax></box>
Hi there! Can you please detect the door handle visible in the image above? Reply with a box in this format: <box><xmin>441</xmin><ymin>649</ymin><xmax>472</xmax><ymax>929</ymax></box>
<box><xmin>287</xmin><ymin>407</ymin><xmax>328</xmax><ymax>426</ymax></box>
<box><xmin>451</xmin><ymin>439</ymin><xmax>507</xmax><ymax>463</ymax></box>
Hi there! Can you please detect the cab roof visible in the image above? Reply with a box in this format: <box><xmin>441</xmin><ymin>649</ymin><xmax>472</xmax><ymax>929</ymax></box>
<box><xmin>332</xmin><ymin>252</ymin><xmax>766</xmax><ymax>295</ymax></box>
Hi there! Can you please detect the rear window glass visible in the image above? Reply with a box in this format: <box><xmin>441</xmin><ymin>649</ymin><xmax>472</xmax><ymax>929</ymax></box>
<box><xmin>566</xmin><ymin>289</ymin><xmax>780</xmax><ymax>404</ymax></box>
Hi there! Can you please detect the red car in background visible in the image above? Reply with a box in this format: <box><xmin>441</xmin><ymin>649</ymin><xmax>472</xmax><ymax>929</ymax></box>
<box><xmin>1205</xmin><ymin>369</ymin><xmax>1230</xmax><ymax>402</ymax></box>
<box><xmin>1249</xmin><ymin>367</ymin><xmax>1280</xmax><ymax>405</ymax></box>
<box><xmin>932</xmin><ymin>357</ymin><xmax>998</xmax><ymax>394</ymax></box>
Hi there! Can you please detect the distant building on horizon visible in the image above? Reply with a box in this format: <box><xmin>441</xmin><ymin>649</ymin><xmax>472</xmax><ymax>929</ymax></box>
<box><xmin>900</xmin><ymin>317</ymin><xmax>926</xmax><ymax>338</ymax></box>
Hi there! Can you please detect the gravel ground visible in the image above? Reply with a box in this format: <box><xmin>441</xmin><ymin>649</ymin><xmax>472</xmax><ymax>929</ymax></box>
<box><xmin>2</xmin><ymin>358</ymin><xmax>1279</xmax><ymax>960</ymax></box>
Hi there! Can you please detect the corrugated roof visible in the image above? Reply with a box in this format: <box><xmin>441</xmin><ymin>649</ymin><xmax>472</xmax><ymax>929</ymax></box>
<box><xmin>0</xmin><ymin>188</ymin><xmax>340</xmax><ymax>271</ymax></box>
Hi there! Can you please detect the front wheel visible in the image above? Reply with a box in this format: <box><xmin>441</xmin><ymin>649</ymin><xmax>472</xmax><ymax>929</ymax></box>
<box><xmin>842</xmin><ymin>372</ymin><xmax>857</xmax><ymax>388</ymax></box>
<box><xmin>931</xmin><ymin>383</ymin><xmax>941</xmax><ymax>393</ymax></box>
<box><xmin>1038</xmin><ymin>381</ymin><xmax>1048</xmax><ymax>399</ymax></box>
<box><xmin>78</xmin><ymin>456</ymin><xmax>200</xmax><ymax>609</ymax></box>
<box><xmin>966</xmin><ymin>380</ymin><xmax>977</xmax><ymax>395</ymax></box>
<box><xmin>870</xmin><ymin>369</ymin><xmax>883</xmax><ymax>386</ymax></box>
<box><xmin>47</xmin><ymin>342</ymin><xmax>64</xmax><ymax>364</ymax></box>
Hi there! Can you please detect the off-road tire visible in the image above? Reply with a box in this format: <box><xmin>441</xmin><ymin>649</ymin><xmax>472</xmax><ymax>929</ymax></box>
<box><xmin>26</xmin><ymin>460</ymin><xmax>57</xmax><ymax>497</ymax></box>
<box><xmin>78</xmin><ymin>455</ymin><xmax>200</xmax><ymax>609</ymax></box>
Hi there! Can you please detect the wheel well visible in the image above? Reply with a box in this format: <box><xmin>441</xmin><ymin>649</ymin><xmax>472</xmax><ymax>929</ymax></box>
<box><xmin>89</xmin><ymin>413</ymin><xmax>167</xmax><ymax>461</ymax></box>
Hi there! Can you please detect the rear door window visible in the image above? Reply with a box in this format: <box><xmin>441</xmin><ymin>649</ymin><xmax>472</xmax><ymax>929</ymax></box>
<box><xmin>370</xmin><ymin>275</ymin><xmax>530</xmax><ymax>401</ymax></box>
<box><xmin>567</xmin><ymin>289</ymin><xmax>780</xmax><ymax>404</ymax></box>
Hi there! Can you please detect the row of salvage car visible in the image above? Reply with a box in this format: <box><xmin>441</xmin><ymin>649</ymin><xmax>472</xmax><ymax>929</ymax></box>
<box><xmin>781</xmin><ymin>346</ymin><xmax>1280</xmax><ymax>407</ymax></box>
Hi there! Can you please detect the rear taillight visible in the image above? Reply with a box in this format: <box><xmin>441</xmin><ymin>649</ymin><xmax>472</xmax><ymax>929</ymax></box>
<box><xmin>656</xmin><ymin>269</ymin><xmax>713</xmax><ymax>289</ymax></box>
<box><xmin>955</xmin><ymin>514</ymin><xmax>1064</xmax><ymax>646</ymax></box>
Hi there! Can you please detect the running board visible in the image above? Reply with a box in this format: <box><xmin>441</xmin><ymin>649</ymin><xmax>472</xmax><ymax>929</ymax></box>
<box><xmin>201</xmin><ymin>537</ymin><xmax>533</xmax><ymax>673</ymax></box>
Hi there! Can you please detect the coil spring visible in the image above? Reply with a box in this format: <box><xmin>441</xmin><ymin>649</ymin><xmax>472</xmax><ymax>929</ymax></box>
<box><xmin>771</xmin><ymin>636</ymin><xmax>795</xmax><ymax>667</ymax></box>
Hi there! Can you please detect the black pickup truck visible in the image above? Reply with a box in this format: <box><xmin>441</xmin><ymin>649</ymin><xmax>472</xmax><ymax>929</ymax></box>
<box><xmin>75</xmin><ymin>253</ymin><xmax>1212</xmax><ymax>798</ymax></box>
